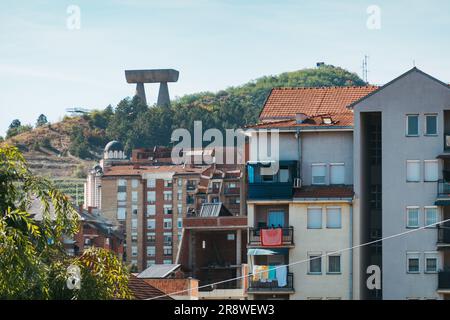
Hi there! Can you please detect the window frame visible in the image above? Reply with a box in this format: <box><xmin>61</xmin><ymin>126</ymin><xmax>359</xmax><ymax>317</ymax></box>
<box><xmin>307</xmin><ymin>207</ymin><xmax>323</xmax><ymax>229</ymax></box>
<box><xmin>312</xmin><ymin>163</ymin><xmax>327</xmax><ymax>185</ymax></box>
<box><xmin>406</xmin><ymin>160</ymin><xmax>421</xmax><ymax>182</ymax></box>
<box><xmin>406</xmin><ymin>114</ymin><xmax>419</xmax><ymax>137</ymax></box>
<box><xmin>424</xmin><ymin>160</ymin><xmax>439</xmax><ymax>182</ymax></box>
<box><xmin>406</xmin><ymin>206</ymin><xmax>420</xmax><ymax>228</ymax></box>
<box><xmin>424</xmin><ymin>252</ymin><xmax>439</xmax><ymax>274</ymax></box>
<box><xmin>327</xmin><ymin>254</ymin><xmax>341</xmax><ymax>274</ymax></box>
<box><xmin>329</xmin><ymin>163</ymin><xmax>345</xmax><ymax>185</ymax></box>
<box><xmin>424</xmin><ymin>206</ymin><xmax>439</xmax><ymax>228</ymax></box>
<box><xmin>308</xmin><ymin>252</ymin><xmax>322</xmax><ymax>275</ymax></box>
<box><xmin>326</xmin><ymin>207</ymin><xmax>342</xmax><ymax>229</ymax></box>
<box><xmin>406</xmin><ymin>252</ymin><xmax>420</xmax><ymax>274</ymax></box>
<box><xmin>424</xmin><ymin>113</ymin><xmax>438</xmax><ymax>136</ymax></box>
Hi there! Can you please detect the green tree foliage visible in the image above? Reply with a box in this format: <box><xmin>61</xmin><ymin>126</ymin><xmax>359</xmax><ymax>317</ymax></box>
<box><xmin>0</xmin><ymin>145</ymin><xmax>132</xmax><ymax>299</ymax></box>
<box><xmin>6</xmin><ymin>119</ymin><xmax>33</xmax><ymax>139</ymax></box>
<box><xmin>69</xmin><ymin>127</ymin><xmax>91</xmax><ymax>159</ymax></box>
<box><xmin>36</xmin><ymin>114</ymin><xmax>49</xmax><ymax>127</ymax></box>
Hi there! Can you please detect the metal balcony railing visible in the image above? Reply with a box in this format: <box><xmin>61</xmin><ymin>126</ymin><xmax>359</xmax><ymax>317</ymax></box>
<box><xmin>248</xmin><ymin>272</ymin><xmax>294</xmax><ymax>293</ymax></box>
<box><xmin>248</xmin><ymin>227</ymin><xmax>294</xmax><ymax>247</ymax></box>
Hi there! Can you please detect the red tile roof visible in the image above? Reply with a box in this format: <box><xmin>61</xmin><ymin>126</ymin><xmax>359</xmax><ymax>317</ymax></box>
<box><xmin>128</xmin><ymin>274</ymin><xmax>173</xmax><ymax>300</ymax></box>
<box><xmin>254</xmin><ymin>86</ymin><xmax>378</xmax><ymax>128</ymax></box>
<box><xmin>102</xmin><ymin>165</ymin><xmax>207</xmax><ymax>177</ymax></box>
<box><xmin>294</xmin><ymin>186</ymin><xmax>354</xmax><ymax>199</ymax></box>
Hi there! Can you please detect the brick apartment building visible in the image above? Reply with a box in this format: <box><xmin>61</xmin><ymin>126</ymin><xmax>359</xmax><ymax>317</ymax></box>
<box><xmin>86</xmin><ymin>142</ymin><xmax>248</xmax><ymax>274</ymax></box>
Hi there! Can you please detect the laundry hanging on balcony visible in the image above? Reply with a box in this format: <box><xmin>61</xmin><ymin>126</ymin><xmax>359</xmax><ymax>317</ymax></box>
<box><xmin>276</xmin><ymin>265</ymin><xmax>287</xmax><ymax>287</ymax></box>
<box><xmin>260</xmin><ymin>228</ymin><xmax>283</xmax><ymax>246</ymax></box>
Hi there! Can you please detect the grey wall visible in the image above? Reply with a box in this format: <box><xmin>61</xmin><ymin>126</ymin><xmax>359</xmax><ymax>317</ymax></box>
<box><xmin>353</xmin><ymin>69</ymin><xmax>450</xmax><ymax>299</ymax></box>
<box><xmin>301</xmin><ymin>131</ymin><xmax>354</xmax><ymax>186</ymax></box>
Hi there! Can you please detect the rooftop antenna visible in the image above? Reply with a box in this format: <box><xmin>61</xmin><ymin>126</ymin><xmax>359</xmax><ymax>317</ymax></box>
<box><xmin>362</xmin><ymin>55</ymin><xmax>369</xmax><ymax>83</ymax></box>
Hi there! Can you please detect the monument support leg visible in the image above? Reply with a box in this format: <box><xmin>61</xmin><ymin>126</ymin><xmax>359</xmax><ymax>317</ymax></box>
<box><xmin>157</xmin><ymin>82</ymin><xmax>170</xmax><ymax>107</ymax></box>
<box><xmin>135</xmin><ymin>82</ymin><xmax>147</xmax><ymax>105</ymax></box>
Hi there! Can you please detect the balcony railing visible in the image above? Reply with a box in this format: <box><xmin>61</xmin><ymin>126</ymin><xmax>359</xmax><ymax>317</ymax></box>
<box><xmin>438</xmin><ymin>226</ymin><xmax>450</xmax><ymax>244</ymax></box>
<box><xmin>248</xmin><ymin>182</ymin><xmax>293</xmax><ymax>200</ymax></box>
<box><xmin>200</xmin><ymin>279</ymin><xmax>242</xmax><ymax>292</ymax></box>
<box><xmin>224</xmin><ymin>187</ymin><xmax>240</xmax><ymax>195</ymax></box>
<box><xmin>437</xmin><ymin>180</ymin><xmax>450</xmax><ymax>198</ymax></box>
<box><xmin>248</xmin><ymin>227</ymin><xmax>294</xmax><ymax>247</ymax></box>
<box><xmin>248</xmin><ymin>272</ymin><xmax>294</xmax><ymax>293</ymax></box>
<box><xmin>438</xmin><ymin>271</ymin><xmax>450</xmax><ymax>290</ymax></box>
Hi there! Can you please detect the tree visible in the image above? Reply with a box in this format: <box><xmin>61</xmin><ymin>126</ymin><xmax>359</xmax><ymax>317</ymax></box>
<box><xmin>36</xmin><ymin>114</ymin><xmax>48</xmax><ymax>127</ymax></box>
<box><xmin>0</xmin><ymin>144</ymin><xmax>131</xmax><ymax>299</ymax></box>
<box><xmin>69</xmin><ymin>127</ymin><xmax>91</xmax><ymax>159</ymax></box>
<box><xmin>9</xmin><ymin>119</ymin><xmax>21</xmax><ymax>129</ymax></box>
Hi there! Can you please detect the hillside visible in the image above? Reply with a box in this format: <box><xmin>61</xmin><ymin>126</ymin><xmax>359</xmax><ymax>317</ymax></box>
<box><xmin>3</xmin><ymin>64</ymin><xmax>366</xmax><ymax>181</ymax></box>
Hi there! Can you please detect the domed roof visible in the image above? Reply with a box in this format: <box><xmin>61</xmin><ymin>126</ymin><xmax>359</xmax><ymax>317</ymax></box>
<box><xmin>104</xmin><ymin>140</ymin><xmax>124</xmax><ymax>152</ymax></box>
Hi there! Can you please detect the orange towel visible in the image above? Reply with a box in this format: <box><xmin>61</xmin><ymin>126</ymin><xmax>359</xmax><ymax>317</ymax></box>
<box><xmin>260</xmin><ymin>228</ymin><xmax>282</xmax><ymax>246</ymax></box>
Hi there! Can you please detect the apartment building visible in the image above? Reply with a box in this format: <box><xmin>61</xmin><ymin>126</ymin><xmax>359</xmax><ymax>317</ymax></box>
<box><xmin>351</xmin><ymin>67</ymin><xmax>450</xmax><ymax>300</ymax></box>
<box><xmin>245</xmin><ymin>86</ymin><xmax>377</xmax><ymax>300</ymax></box>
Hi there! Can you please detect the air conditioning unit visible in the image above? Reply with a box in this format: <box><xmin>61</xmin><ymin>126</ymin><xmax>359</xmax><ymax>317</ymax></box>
<box><xmin>293</xmin><ymin>178</ymin><xmax>302</xmax><ymax>188</ymax></box>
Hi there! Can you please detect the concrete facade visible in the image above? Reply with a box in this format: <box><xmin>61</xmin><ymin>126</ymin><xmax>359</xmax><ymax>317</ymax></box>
<box><xmin>352</xmin><ymin>68</ymin><xmax>450</xmax><ymax>299</ymax></box>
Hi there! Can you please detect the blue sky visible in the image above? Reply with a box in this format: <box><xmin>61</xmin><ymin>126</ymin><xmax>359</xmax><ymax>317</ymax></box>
<box><xmin>1</xmin><ymin>0</ymin><xmax>449</xmax><ymax>135</ymax></box>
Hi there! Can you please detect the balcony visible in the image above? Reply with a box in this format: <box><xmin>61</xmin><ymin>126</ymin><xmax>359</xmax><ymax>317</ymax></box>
<box><xmin>437</xmin><ymin>180</ymin><xmax>450</xmax><ymax>199</ymax></box>
<box><xmin>247</xmin><ymin>160</ymin><xmax>297</xmax><ymax>200</ymax></box>
<box><xmin>224</xmin><ymin>187</ymin><xmax>240</xmax><ymax>195</ymax></box>
<box><xmin>438</xmin><ymin>271</ymin><xmax>450</xmax><ymax>290</ymax></box>
<box><xmin>248</xmin><ymin>272</ymin><xmax>294</xmax><ymax>293</ymax></box>
<box><xmin>248</xmin><ymin>227</ymin><xmax>294</xmax><ymax>248</ymax></box>
<box><xmin>438</xmin><ymin>226</ymin><xmax>450</xmax><ymax>246</ymax></box>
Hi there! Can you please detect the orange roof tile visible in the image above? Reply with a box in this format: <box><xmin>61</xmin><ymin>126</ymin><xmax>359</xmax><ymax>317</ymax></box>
<box><xmin>258</xmin><ymin>86</ymin><xmax>378</xmax><ymax>127</ymax></box>
<box><xmin>102</xmin><ymin>165</ymin><xmax>207</xmax><ymax>177</ymax></box>
<box><xmin>294</xmin><ymin>186</ymin><xmax>354</xmax><ymax>199</ymax></box>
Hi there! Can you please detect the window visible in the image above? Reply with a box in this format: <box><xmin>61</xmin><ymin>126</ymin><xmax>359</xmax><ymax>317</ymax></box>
<box><xmin>177</xmin><ymin>204</ymin><xmax>183</xmax><ymax>214</ymax></box>
<box><xmin>177</xmin><ymin>190</ymin><xmax>183</xmax><ymax>201</ymax></box>
<box><xmin>407</xmin><ymin>252</ymin><xmax>420</xmax><ymax>273</ymax></box>
<box><xmin>406</xmin><ymin>114</ymin><xmax>419</xmax><ymax>136</ymax></box>
<box><xmin>164</xmin><ymin>191</ymin><xmax>172</xmax><ymax>201</ymax></box>
<box><xmin>147</xmin><ymin>179</ymin><xmax>156</xmax><ymax>188</ymax></box>
<box><xmin>308</xmin><ymin>254</ymin><xmax>322</xmax><ymax>274</ymax></box>
<box><xmin>164</xmin><ymin>179</ymin><xmax>173</xmax><ymax>188</ymax></box>
<box><xmin>147</xmin><ymin>191</ymin><xmax>156</xmax><ymax>202</ymax></box>
<box><xmin>164</xmin><ymin>204</ymin><xmax>173</xmax><ymax>215</ymax></box>
<box><xmin>307</xmin><ymin>207</ymin><xmax>322</xmax><ymax>229</ymax></box>
<box><xmin>424</xmin><ymin>253</ymin><xmax>438</xmax><ymax>273</ymax></box>
<box><xmin>326</xmin><ymin>207</ymin><xmax>342</xmax><ymax>229</ymax></box>
<box><xmin>131</xmin><ymin>233</ymin><xmax>137</xmax><ymax>242</ymax></box>
<box><xmin>117</xmin><ymin>207</ymin><xmax>126</xmax><ymax>220</ymax></box>
<box><xmin>147</xmin><ymin>260</ymin><xmax>155</xmax><ymax>268</ymax></box>
<box><xmin>132</xmin><ymin>179</ymin><xmax>139</xmax><ymax>188</ymax></box>
<box><xmin>406</xmin><ymin>207</ymin><xmax>420</xmax><ymax>228</ymax></box>
<box><xmin>262</xmin><ymin>174</ymin><xmax>274</xmax><ymax>182</ymax></box>
<box><xmin>146</xmin><ymin>246</ymin><xmax>155</xmax><ymax>257</ymax></box>
<box><xmin>330</xmin><ymin>163</ymin><xmax>345</xmax><ymax>185</ymax></box>
<box><xmin>131</xmin><ymin>218</ymin><xmax>138</xmax><ymax>230</ymax></box>
<box><xmin>117</xmin><ymin>192</ymin><xmax>127</xmax><ymax>201</ymax></box>
<box><xmin>132</xmin><ymin>191</ymin><xmax>138</xmax><ymax>202</ymax></box>
<box><xmin>424</xmin><ymin>160</ymin><xmax>438</xmax><ymax>182</ymax></box>
<box><xmin>132</xmin><ymin>205</ymin><xmax>138</xmax><ymax>215</ymax></box>
<box><xmin>163</xmin><ymin>218</ymin><xmax>172</xmax><ymax>229</ymax></box>
<box><xmin>147</xmin><ymin>205</ymin><xmax>156</xmax><ymax>216</ymax></box>
<box><xmin>164</xmin><ymin>233</ymin><xmax>172</xmax><ymax>245</ymax></box>
<box><xmin>163</xmin><ymin>260</ymin><xmax>173</xmax><ymax>264</ymax></box>
<box><xmin>147</xmin><ymin>232</ymin><xmax>156</xmax><ymax>243</ymax></box>
<box><xmin>425</xmin><ymin>207</ymin><xmax>439</xmax><ymax>227</ymax></box>
<box><xmin>177</xmin><ymin>218</ymin><xmax>183</xmax><ymax>229</ymax></box>
<box><xmin>131</xmin><ymin>246</ymin><xmax>138</xmax><ymax>257</ymax></box>
<box><xmin>147</xmin><ymin>219</ymin><xmax>155</xmax><ymax>229</ymax></box>
<box><xmin>406</xmin><ymin>160</ymin><xmax>420</xmax><ymax>182</ymax></box>
<box><xmin>164</xmin><ymin>246</ymin><xmax>172</xmax><ymax>256</ymax></box>
<box><xmin>177</xmin><ymin>179</ymin><xmax>183</xmax><ymax>187</ymax></box>
<box><xmin>328</xmin><ymin>255</ymin><xmax>341</xmax><ymax>274</ymax></box>
<box><xmin>279</xmin><ymin>167</ymin><xmax>289</xmax><ymax>183</ymax></box>
<box><xmin>312</xmin><ymin>164</ymin><xmax>326</xmax><ymax>185</ymax></box>
<box><xmin>118</xmin><ymin>179</ymin><xmax>127</xmax><ymax>187</ymax></box>
<box><xmin>425</xmin><ymin>114</ymin><xmax>437</xmax><ymax>135</ymax></box>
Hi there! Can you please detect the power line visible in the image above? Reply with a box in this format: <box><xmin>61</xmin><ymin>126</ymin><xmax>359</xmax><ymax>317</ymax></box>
<box><xmin>147</xmin><ymin>218</ymin><xmax>450</xmax><ymax>300</ymax></box>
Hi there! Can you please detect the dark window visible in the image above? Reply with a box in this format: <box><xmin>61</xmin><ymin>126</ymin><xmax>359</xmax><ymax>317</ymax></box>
<box><xmin>426</xmin><ymin>114</ymin><xmax>437</xmax><ymax>135</ymax></box>
<box><xmin>407</xmin><ymin>115</ymin><xmax>419</xmax><ymax>136</ymax></box>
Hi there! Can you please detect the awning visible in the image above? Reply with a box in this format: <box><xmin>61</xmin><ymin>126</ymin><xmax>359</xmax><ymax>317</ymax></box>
<box><xmin>435</xmin><ymin>199</ymin><xmax>450</xmax><ymax>206</ymax></box>
<box><xmin>247</xmin><ymin>248</ymin><xmax>289</xmax><ymax>256</ymax></box>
